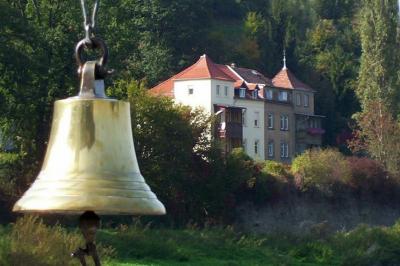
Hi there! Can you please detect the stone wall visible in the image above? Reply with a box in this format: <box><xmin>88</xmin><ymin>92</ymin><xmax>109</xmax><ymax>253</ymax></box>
<box><xmin>236</xmin><ymin>194</ymin><xmax>400</xmax><ymax>235</ymax></box>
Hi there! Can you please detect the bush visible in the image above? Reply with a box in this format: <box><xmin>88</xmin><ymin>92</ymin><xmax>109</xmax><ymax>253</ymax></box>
<box><xmin>332</xmin><ymin>222</ymin><xmax>400</xmax><ymax>265</ymax></box>
<box><xmin>0</xmin><ymin>152</ymin><xmax>20</xmax><ymax>199</ymax></box>
<box><xmin>264</xmin><ymin>160</ymin><xmax>290</xmax><ymax>178</ymax></box>
<box><xmin>291</xmin><ymin>149</ymin><xmax>351</xmax><ymax>194</ymax></box>
<box><xmin>0</xmin><ymin>152</ymin><xmax>40</xmax><ymax>223</ymax></box>
<box><xmin>347</xmin><ymin>156</ymin><xmax>396</xmax><ymax>197</ymax></box>
<box><xmin>247</xmin><ymin>173</ymin><xmax>288</xmax><ymax>204</ymax></box>
<box><xmin>7</xmin><ymin>215</ymin><xmax>115</xmax><ymax>266</ymax></box>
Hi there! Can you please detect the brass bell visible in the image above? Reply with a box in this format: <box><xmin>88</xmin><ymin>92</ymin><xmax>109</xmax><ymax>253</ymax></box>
<box><xmin>13</xmin><ymin>61</ymin><xmax>166</xmax><ymax>215</ymax></box>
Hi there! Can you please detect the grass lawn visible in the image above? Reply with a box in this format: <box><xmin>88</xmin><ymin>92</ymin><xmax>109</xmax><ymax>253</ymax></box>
<box><xmin>98</xmin><ymin>223</ymin><xmax>400</xmax><ymax>266</ymax></box>
<box><xmin>99</xmin><ymin>228</ymin><xmax>319</xmax><ymax>266</ymax></box>
<box><xmin>2</xmin><ymin>216</ymin><xmax>400</xmax><ymax>265</ymax></box>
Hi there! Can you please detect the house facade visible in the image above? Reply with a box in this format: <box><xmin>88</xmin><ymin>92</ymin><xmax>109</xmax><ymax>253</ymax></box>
<box><xmin>149</xmin><ymin>54</ymin><xmax>324</xmax><ymax>162</ymax></box>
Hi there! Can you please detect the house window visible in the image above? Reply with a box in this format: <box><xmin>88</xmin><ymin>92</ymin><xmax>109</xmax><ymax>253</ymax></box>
<box><xmin>254</xmin><ymin>140</ymin><xmax>259</xmax><ymax>155</ymax></box>
<box><xmin>254</xmin><ymin>111</ymin><xmax>260</xmax><ymax>127</ymax></box>
<box><xmin>278</xmin><ymin>91</ymin><xmax>288</xmax><ymax>101</ymax></box>
<box><xmin>268</xmin><ymin>141</ymin><xmax>274</xmax><ymax>157</ymax></box>
<box><xmin>252</xmin><ymin>90</ymin><xmax>258</xmax><ymax>99</ymax></box>
<box><xmin>216</xmin><ymin>85</ymin><xmax>220</xmax><ymax>95</ymax></box>
<box><xmin>243</xmin><ymin>138</ymin><xmax>247</xmax><ymax>152</ymax></box>
<box><xmin>280</xmin><ymin>115</ymin><xmax>289</xmax><ymax>131</ymax></box>
<box><xmin>280</xmin><ymin>142</ymin><xmax>289</xmax><ymax>158</ymax></box>
<box><xmin>296</xmin><ymin>93</ymin><xmax>301</xmax><ymax>106</ymax></box>
<box><xmin>239</xmin><ymin>88</ymin><xmax>246</xmax><ymax>98</ymax></box>
<box><xmin>304</xmin><ymin>94</ymin><xmax>309</xmax><ymax>107</ymax></box>
<box><xmin>224</xmin><ymin>86</ymin><xmax>228</xmax><ymax>96</ymax></box>
<box><xmin>268</xmin><ymin>113</ymin><xmax>274</xmax><ymax>129</ymax></box>
<box><xmin>188</xmin><ymin>86</ymin><xmax>194</xmax><ymax>95</ymax></box>
<box><xmin>230</xmin><ymin>110</ymin><xmax>241</xmax><ymax>123</ymax></box>
<box><xmin>242</xmin><ymin>109</ymin><xmax>247</xmax><ymax>127</ymax></box>
<box><xmin>309</xmin><ymin>119</ymin><xmax>319</xmax><ymax>128</ymax></box>
<box><xmin>266</xmin><ymin>89</ymin><xmax>273</xmax><ymax>100</ymax></box>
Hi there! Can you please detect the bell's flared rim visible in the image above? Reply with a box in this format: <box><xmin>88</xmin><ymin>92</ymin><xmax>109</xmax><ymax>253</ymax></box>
<box><xmin>13</xmin><ymin>196</ymin><xmax>166</xmax><ymax>216</ymax></box>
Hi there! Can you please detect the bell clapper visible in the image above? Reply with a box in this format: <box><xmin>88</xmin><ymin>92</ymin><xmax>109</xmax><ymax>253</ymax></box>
<box><xmin>71</xmin><ymin>211</ymin><xmax>101</xmax><ymax>266</ymax></box>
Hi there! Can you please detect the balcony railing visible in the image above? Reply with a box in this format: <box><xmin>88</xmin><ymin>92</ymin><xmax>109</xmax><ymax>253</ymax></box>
<box><xmin>307</xmin><ymin>128</ymin><xmax>325</xmax><ymax>136</ymax></box>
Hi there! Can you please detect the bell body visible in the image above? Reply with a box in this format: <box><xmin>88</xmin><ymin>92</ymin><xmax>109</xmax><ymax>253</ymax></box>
<box><xmin>13</xmin><ymin>97</ymin><xmax>165</xmax><ymax>215</ymax></box>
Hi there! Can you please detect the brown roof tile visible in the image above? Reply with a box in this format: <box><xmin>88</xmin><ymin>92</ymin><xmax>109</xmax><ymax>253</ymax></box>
<box><xmin>247</xmin><ymin>83</ymin><xmax>260</xmax><ymax>91</ymax></box>
<box><xmin>230</xmin><ymin>66</ymin><xmax>273</xmax><ymax>86</ymax></box>
<box><xmin>149</xmin><ymin>55</ymin><xmax>235</xmax><ymax>96</ymax></box>
<box><xmin>234</xmin><ymin>80</ymin><xmax>248</xmax><ymax>89</ymax></box>
<box><xmin>148</xmin><ymin>75</ymin><xmax>175</xmax><ymax>97</ymax></box>
<box><xmin>174</xmin><ymin>54</ymin><xmax>235</xmax><ymax>81</ymax></box>
<box><xmin>272</xmin><ymin>68</ymin><xmax>312</xmax><ymax>90</ymax></box>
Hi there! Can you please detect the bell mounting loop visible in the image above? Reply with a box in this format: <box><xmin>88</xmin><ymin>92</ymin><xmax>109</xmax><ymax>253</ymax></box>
<box><xmin>79</xmin><ymin>61</ymin><xmax>96</xmax><ymax>98</ymax></box>
<box><xmin>76</xmin><ymin>0</ymin><xmax>112</xmax><ymax>80</ymax></box>
<box><xmin>75</xmin><ymin>37</ymin><xmax>110</xmax><ymax>79</ymax></box>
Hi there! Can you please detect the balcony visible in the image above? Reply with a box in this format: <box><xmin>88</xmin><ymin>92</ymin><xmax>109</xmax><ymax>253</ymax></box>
<box><xmin>218</xmin><ymin>122</ymin><xmax>242</xmax><ymax>139</ymax></box>
<box><xmin>307</xmin><ymin>128</ymin><xmax>325</xmax><ymax>136</ymax></box>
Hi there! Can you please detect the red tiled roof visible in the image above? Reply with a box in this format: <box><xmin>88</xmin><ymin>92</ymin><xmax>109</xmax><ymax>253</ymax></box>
<box><xmin>148</xmin><ymin>75</ymin><xmax>175</xmax><ymax>97</ymax></box>
<box><xmin>234</xmin><ymin>80</ymin><xmax>248</xmax><ymax>89</ymax></box>
<box><xmin>247</xmin><ymin>83</ymin><xmax>260</xmax><ymax>91</ymax></box>
<box><xmin>216</xmin><ymin>64</ymin><xmax>242</xmax><ymax>81</ymax></box>
<box><xmin>174</xmin><ymin>55</ymin><xmax>235</xmax><ymax>81</ymax></box>
<box><xmin>272</xmin><ymin>68</ymin><xmax>312</xmax><ymax>90</ymax></box>
<box><xmin>149</xmin><ymin>54</ymin><xmax>235</xmax><ymax>96</ymax></box>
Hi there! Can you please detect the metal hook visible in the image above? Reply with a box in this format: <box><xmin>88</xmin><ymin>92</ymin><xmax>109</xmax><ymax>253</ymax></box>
<box><xmin>80</xmin><ymin>0</ymin><xmax>100</xmax><ymax>43</ymax></box>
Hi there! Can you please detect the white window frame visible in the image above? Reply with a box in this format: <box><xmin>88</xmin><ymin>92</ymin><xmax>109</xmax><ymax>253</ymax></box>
<box><xmin>285</xmin><ymin>116</ymin><xmax>289</xmax><ymax>130</ymax></box>
<box><xmin>278</xmin><ymin>91</ymin><xmax>288</xmax><ymax>102</ymax></box>
<box><xmin>216</xmin><ymin>85</ymin><xmax>220</xmax><ymax>96</ymax></box>
<box><xmin>309</xmin><ymin>119</ymin><xmax>318</xmax><ymax>128</ymax></box>
<box><xmin>239</xmin><ymin>88</ymin><xmax>246</xmax><ymax>98</ymax></box>
<box><xmin>296</xmin><ymin>93</ymin><xmax>301</xmax><ymax>106</ymax></box>
<box><xmin>280</xmin><ymin>115</ymin><xmax>289</xmax><ymax>131</ymax></box>
<box><xmin>280</xmin><ymin>143</ymin><xmax>289</xmax><ymax>158</ymax></box>
<box><xmin>224</xmin><ymin>86</ymin><xmax>228</xmax><ymax>96</ymax></box>
<box><xmin>268</xmin><ymin>141</ymin><xmax>274</xmax><ymax>157</ymax></box>
<box><xmin>268</xmin><ymin>113</ymin><xmax>274</xmax><ymax>129</ymax></box>
<box><xmin>304</xmin><ymin>94</ymin><xmax>309</xmax><ymax>107</ymax></box>
<box><xmin>252</xmin><ymin>90</ymin><xmax>258</xmax><ymax>99</ymax></box>
<box><xmin>266</xmin><ymin>89</ymin><xmax>273</xmax><ymax>100</ymax></box>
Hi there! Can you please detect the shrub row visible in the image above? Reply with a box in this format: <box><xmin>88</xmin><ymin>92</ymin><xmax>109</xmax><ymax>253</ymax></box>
<box><xmin>291</xmin><ymin>149</ymin><xmax>396</xmax><ymax>199</ymax></box>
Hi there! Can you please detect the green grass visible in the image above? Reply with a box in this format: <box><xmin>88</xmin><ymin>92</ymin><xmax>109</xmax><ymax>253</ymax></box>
<box><xmin>2</xmin><ymin>216</ymin><xmax>400</xmax><ymax>265</ymax></box>
<box><xmin>97</xmin><ymin>222</ymin><xmax>400</xmax><ymax>266</ymax></box>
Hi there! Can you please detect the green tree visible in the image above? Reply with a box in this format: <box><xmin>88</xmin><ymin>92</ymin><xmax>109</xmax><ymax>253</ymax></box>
<box><xmin>357</xmin><ymin>0</ymin><xmax>399</xmax><ymax>114</ymax></box>
<box><xmin>350</xmin><ymin>101</ymin><xmax>400</xmax><ymax>173</ymax></box>
<box><xmin>313</xmin><ymin>0</ymin><xmax>358</xmax><ymax>19</ymax></box>
<box><xmin>109</xmin><ymin>80</ymin><xmax>216</xmax><ymax>224</ymax></box>
<box><xmin>352</xmin><ymin>0</ymin><xmax>400</xmax><ymax>172</ymax></box>
<box><xmin>120</xmin><ymin>0</ymin><xmax>212</xmax><ymax>86</ymax></box>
